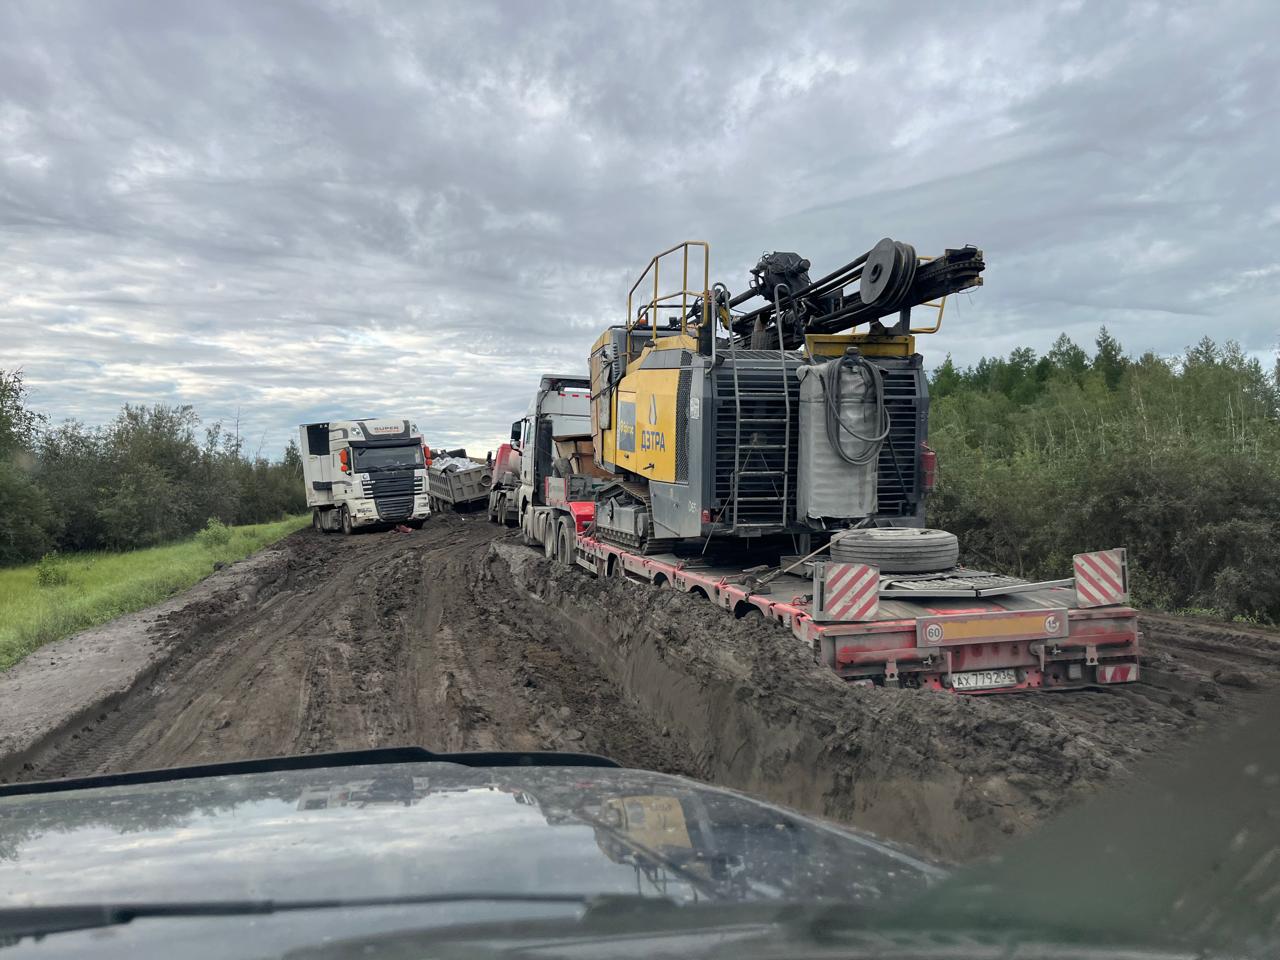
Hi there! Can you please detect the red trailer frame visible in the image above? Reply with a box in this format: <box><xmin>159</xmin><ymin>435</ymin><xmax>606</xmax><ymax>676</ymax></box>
<box><xmin>531</xmin><ymin>483</ymin><xmax>1140</xmax><ymax>694</ymax></box>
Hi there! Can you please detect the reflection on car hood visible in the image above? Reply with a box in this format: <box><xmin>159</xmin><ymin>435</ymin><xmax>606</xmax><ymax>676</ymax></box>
<box><xmin>0</xmin><ymin>762</ymin><xmax>938</xmax><ymax>909</ymax></box>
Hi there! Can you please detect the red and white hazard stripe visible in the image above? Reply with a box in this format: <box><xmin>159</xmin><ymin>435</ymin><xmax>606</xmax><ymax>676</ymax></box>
<box><xmin>1073</xmin><ymin>549</ymin><xmax>1128</xmax><ymax>607</ymax></box>
<box><xmin>1096</xmin><ymin>662</ymin><xmax>1139</xmax><ymax>684</ymax></box>
<box><xmin>822</xmin><ymin>562</ymin><xmax>879</xmax><ymax>622</ymax></box>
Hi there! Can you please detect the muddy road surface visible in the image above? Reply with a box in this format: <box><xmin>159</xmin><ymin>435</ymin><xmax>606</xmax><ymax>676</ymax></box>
<box><xmin>3</xmin><ymin>514</ymin><xmax>1274</xmax><ymax>861</ymax></box>
<box><xmin>7</xmin><ymin>517</ymin><xmax>695</xmax><ymax>786</ymax></box>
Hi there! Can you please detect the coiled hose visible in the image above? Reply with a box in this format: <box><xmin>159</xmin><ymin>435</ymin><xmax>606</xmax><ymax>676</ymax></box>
<box><xmin>818</xmin><ymin>352</ymin><xmax>891</xmax><ymax>466</ymax></box>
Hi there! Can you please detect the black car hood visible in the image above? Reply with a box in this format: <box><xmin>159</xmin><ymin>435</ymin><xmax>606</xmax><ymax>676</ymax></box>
<box><xmin>0</xmin><ymin>761</ymin><xmax>937</xmax><ymax>911</ymax></box>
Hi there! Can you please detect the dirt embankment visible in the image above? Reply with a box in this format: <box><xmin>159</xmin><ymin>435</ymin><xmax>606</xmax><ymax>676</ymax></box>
<box><xmin>2</xmin><ymin>514</ymin><xmax>1273</xmax><ymax>862</ymax></box>
<box><xmin>488</xmin><ymin>542</ymin><xmax>1274</xmax><ymax>860</ymax></box>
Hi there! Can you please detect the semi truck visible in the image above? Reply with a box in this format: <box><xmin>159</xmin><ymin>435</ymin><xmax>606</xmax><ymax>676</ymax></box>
<box><xmin>517</xmin><ymin>238</ymin><xmax>1141</xmax><ymax>694</ymax></box>
<box><xmin>299</xmin><ymin>418</ymin><xmax>431</xmax><ymax>533</ymax></box>
<box><xmin>484</xmin><ymin>375</ymin><xmax>599</xmax><ymax>557</ymax></box>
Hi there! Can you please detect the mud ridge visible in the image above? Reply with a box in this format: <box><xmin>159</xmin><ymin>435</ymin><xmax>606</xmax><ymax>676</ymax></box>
<box><xmin>490</xmin><ymin>542</ymin><xmax>1269</xmax><ymax>861</ymax></box>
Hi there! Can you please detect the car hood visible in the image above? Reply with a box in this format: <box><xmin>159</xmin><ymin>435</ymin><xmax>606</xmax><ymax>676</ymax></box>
<box><xmin>0</xmin><ymin>761</ymin><xmax>938</xmax><ymax>910</ymax></box>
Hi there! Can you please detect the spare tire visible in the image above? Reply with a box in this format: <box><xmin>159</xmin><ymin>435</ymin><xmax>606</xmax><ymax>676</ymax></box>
<box><xmin>830</xmin><ymin>527</ymin><xmax>959</xmax><ymax>573</ymax></box>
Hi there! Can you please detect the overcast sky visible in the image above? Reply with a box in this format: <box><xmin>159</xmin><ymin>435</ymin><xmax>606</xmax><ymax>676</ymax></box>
<box><xmin>3</xmin><ymin>0</ymin><xmax>1277</xmax><ymax>458</ymax></box>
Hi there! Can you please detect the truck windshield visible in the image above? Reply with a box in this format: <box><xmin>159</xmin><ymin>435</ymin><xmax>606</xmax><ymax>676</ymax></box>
<box><xmin>352</xmin><ymin>445</ymin><xmax>423</xmax><ymax>472</ymax></box>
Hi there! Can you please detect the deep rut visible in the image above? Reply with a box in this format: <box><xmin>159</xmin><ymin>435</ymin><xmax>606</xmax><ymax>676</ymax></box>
<box><xmin>6</xmin><ymin>514</ymin><xmax>1275</xmax><ymax>862</ymax></box>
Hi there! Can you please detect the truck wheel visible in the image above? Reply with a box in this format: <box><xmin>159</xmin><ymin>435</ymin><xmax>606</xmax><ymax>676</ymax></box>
<box><xmin>542</xmin><ymin>523</ymin><xmax>557</xmax><ymax>560</ymax></box>
<box><xmin>341</xmin><ymin>506</ymin><xmax>354</xmax><ymax>536</ymax></box>
<box><xmin>830</xmin><ymin>527</ymin><xmax>959</xmax><ymax>573</ymax></box>
<box><xmin>521</xmin><ymin>507</ymin><xmax>539</xmax><ymax>546</ymax></box>
<box><xmin>557</xmin><ymin>520</ymin><xmax>575</xmax><ymax>568</ymax></box>
<box><xmin>312</xmin><ymin>509</ymin><xmax>322</xmax><ymax>532</ymax></box>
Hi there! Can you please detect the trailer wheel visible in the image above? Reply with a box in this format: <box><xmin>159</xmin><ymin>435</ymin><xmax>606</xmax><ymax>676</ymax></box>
<box><xmin>340</xmin><ymin>506</ymin><xmax>354</xmax><ymax>535</ymax></box>
<box><xmin>312</xmin><ymin>509</ymin><xmax>322</xmax><ymax>533</ymax></box>
<box><xmin>557</xmin><ymin>520</ymin><xmax>576</xmax><ymax>568</ymax></box>
<box><xmin>608</xmin><ymin>556</ymin><xmax>627</xmax><ymax>581</ymax></box>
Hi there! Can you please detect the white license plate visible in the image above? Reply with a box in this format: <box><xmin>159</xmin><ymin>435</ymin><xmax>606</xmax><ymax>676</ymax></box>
<box><xmin>951</xmin><ymin>668</ymin><xmax>1018</xmax><ymax>691</ymax></box>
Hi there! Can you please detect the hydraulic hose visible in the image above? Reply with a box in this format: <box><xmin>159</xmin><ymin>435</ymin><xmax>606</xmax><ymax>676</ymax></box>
<box><xmin>818</xmin><ymin>353</ymin><xmax>891</xmax><ymax>466</ymax></box>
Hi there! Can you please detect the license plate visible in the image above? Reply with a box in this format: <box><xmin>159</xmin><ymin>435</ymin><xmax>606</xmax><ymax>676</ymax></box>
<box><xmin>951</xmin><ymin>668</ymin><xmax>1018</xmax><ymax>691</ymax></box>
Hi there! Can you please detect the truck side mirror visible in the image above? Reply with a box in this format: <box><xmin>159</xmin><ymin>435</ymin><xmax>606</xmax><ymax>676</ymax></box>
<box><xmin>510</xmin><ymin>421</ymin><xmax>521</xmax><ymax>445</ymax></box>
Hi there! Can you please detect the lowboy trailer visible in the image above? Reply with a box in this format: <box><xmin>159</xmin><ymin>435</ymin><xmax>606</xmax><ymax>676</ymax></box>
<box><xmin>545</xmin><ymin>507</ymin><xmax>1140</xmax><ymax>693</ymax></box>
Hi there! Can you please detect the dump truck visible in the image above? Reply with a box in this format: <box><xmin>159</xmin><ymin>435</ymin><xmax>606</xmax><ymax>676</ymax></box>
<box><xmin>426</xmin><ymin>451</ymin><xmax>492</xmax><ymax>511</ymax></box>
<box><xmin>300</xmin><ymin>418</ymin><xmax>431</xmax><ymax>533</ymax></box>
<box><xmin>533</xmin><ymin>238</ymin><xmax>1140</xmax><ymax>694</ymax></box>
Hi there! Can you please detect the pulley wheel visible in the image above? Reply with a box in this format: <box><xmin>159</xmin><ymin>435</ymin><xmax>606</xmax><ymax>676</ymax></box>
<box><xmin>860</xmin><ymin>238</ymin><xmax>918</xmax><ymax>307</ymax></box>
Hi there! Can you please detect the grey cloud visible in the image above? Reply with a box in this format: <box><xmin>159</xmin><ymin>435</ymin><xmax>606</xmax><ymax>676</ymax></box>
<box><xmin>3</xmin><ymin>0</ymin><xmax>1277</xmax><ymax>457</ymax></box>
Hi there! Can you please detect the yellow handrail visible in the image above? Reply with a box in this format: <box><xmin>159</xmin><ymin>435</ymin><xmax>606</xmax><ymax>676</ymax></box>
<box><xmin>626</xmin><ymin>241</ymin><xmax>711</xmax><ymax>347</ymax></box>
<box><xmin>909</xmin><ymin>254</ymin><xmax>946</xmax><ymax>335</ymax></box>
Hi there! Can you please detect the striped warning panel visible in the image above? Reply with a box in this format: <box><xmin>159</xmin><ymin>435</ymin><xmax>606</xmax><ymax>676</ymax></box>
<box><xmin>1096</xmin><ymin>662</ymin><xmax>1139</xmax><ymax>684</ymax></box>
<box><xmin>1073</xmin><ymin>548</ymin><xmax>1128</xmax><ymax>607</ymax></box>
<box><xmin>822</xmin><ymin>562</ymin><xmax>879</xmax><ymax>622</ymax></box>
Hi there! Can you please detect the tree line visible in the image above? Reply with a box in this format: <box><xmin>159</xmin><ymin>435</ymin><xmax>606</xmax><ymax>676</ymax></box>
<box><xmin>0</xmin><ymin>369</ymin><xmax>305</xmax><ymax>566</ymax></box>
<box><xmin>928</xmin><ymin>330</ymin><xmax>1280</xmax><ymax>622</ymax></box>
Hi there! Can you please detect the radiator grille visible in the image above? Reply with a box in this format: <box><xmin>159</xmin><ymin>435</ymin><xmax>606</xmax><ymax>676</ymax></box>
<box><xmin>876</xmin><ymin>365</ymin><xmax>922</xmax><ymax>516</ymax></box>
<box><xmin>361</xmin><ymin>472</ymin><xmax>416</xmax><ymax>521</ymax></box>
<box><xmin>712</xmin><ymin>357</ymin><xmax>802</xmax><ymax>526</ymax></box>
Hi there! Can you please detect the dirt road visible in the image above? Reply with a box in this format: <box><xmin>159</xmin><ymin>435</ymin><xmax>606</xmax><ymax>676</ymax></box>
<box><xmin>3</xmin><ymin>514</ymin><xmax>1274</xmax><ymax>860</ymax></box>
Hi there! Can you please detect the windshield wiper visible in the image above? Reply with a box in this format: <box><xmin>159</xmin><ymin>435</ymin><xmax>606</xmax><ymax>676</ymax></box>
<box><xmin>0</xmin><ymin>893</ymin><xmax>674</xmax><ymax>940</ymax></box>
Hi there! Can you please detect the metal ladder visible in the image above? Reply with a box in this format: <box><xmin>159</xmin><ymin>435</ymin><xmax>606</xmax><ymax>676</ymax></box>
<box><xmin>724</xmin><ymin>284</ymin><xmax>793</xmax><ymax>531</ymax></box>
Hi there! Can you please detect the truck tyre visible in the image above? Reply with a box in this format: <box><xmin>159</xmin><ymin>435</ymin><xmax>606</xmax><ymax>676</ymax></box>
<box><xmin>520</xmin><ymin>505</ymin><xmax>539</xmax><ymax>546</ymax></box>
<box><xmin>830</xmin><ymin>527</ymin><xmax>959</xmax><ymax>573</ymax></box>
<box><xmin>557</xmin><ymin>519</ymin><xmax>575</xmax><ymax>568</ymax></box>
<box><xmin>312</xmin><ymin>509</ymin><xmax>322</xmax><ymax>533</ymax></box>
<box><xmin>542</xmin><ymin>522</ymin><xmax>557</xmax><ymax>560</ymax></box>
<box><xmin>340</xmin><ymin>506</ymin><xmax>354</xmax><ymax>536</ymax></box>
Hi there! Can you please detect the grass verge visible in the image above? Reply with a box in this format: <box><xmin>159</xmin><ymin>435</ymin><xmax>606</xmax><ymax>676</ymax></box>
<box><xmin>0</xmin><ymin>515</ymin><xmax>308</xmax><ymax>671</ymax></box>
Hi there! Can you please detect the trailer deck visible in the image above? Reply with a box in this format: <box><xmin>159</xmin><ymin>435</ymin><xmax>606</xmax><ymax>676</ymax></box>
<box><xmin>573</xmin><ymin>534</ymin><xmax>1140</xmax><ymax>694</ymax></box>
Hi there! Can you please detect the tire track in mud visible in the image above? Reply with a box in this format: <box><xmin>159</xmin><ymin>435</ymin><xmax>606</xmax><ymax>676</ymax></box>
<box><xmin>13</xmin><ymin>516</ymin><xmax>695</xmax><ymax>785</ymax></box>
<box><xmin>7</xmin><ymin>514</ymin><xmax>1275</xmax><ymax>863</ymax></box>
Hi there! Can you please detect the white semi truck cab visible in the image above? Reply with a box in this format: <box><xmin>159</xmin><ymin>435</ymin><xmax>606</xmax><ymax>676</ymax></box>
<box><xmin>300</xmin><ymin>418</ymin><xmax>432</xmax><ymax>534</ymax></box>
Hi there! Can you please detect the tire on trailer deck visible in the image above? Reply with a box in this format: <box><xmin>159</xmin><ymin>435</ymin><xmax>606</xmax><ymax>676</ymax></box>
<box><xmin>829</xmin><ymin>527</ymin><xmax>959</xmax><ymax>573</ymax></box>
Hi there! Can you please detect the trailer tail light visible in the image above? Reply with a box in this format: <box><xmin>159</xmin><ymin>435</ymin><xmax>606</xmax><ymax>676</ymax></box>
<box><xmin>920</xmin><ymin>443</ymin><xmax>937</xmax><ymax>493</ymax></box>
<box><xmin>701</xmin><ymin>509</ymin><xmax>711</xmax><ymax>524</ymax></box>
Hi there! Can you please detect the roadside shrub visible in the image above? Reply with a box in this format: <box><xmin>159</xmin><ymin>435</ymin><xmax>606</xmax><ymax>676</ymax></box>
<box><xmin>931</xmin><ymin>332</ymin><xmax>1280</xmax><ymax>623</ymax></box>
<box><xmin>34</xmin><ymin>552</ymin><xmax>69</xmax><ymax>588</ymax></box>
<box><xmin>195</xmin><ymin>518</ymin><xmax>232</xmax><ymax>549</ymax></box>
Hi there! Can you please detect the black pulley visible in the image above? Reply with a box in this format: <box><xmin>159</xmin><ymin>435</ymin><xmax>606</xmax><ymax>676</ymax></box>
<box><xmin>860</xmin><ymin>238</ymin><xmax>917</xmax><ymax>306</ymax></box>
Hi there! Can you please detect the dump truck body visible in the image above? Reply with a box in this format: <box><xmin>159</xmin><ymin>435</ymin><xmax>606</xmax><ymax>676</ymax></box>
<box><xmin>426</xmin><ymin>453</ymin><xmax>492</xmax><ymax>511</ymax></box>
<box><xmin>300</xmin><ymin>418</ymin><xmax>431</xmax><ymax>533</ymax></box>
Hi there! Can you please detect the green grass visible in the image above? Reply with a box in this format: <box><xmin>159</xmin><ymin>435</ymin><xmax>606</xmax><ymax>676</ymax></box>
<box><xmin>0</xmin><ymin>515</ymin><xmax>309</xmax><ymax>671</ymax></box>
